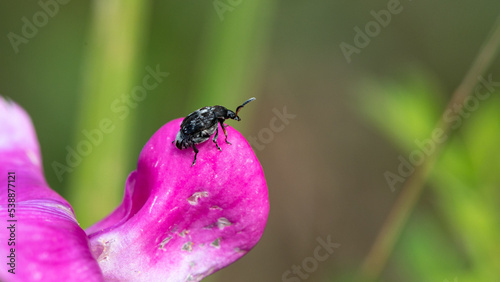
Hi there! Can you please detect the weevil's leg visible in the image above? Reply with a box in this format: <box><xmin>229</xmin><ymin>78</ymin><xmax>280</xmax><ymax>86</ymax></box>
<box><xmin>212</xmin><ymin>127</ymin><xmax>221</xmax><ymax>151</ymax></box>
<box><xmin>220</xmin><ymin>121</ymin><xmax>231</xmax><ymax>145</ymax></box>
<box><xmin>191</xmin><ymin>144</ymin><xmax>199</xmax><ymax>166</ymax></box>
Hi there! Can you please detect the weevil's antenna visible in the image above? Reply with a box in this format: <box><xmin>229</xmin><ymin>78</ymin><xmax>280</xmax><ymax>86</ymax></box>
<box><xmin>235</xmin><ymin>97</ymin><xmax>256</xmax><ymax>118</ymax></box>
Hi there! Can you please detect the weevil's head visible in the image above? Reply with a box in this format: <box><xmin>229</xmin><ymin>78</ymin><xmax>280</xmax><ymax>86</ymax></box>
<box><xmin>214</xmin><ymin>97</ymin><xmax>255</xmax><ymax>122</ymax></box>
<box><xmin>226</xmin><ymin>110</ymin><xmax>240</xmax><ymax>121</ymax></box>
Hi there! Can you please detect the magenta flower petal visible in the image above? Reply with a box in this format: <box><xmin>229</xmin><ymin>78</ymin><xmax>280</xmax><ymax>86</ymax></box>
<box><xmin>0</xmin><ymin>98</ymin><xmax>103</xmax><ymax>281</ymax></box>
<box><xmin>1</xmin><ymin>97</ymin><xmax>268</xmax><ymax>281</ymax></box>
<box><xmin>87</xmin><ymin>118</ymin><xmax>269</xmax><ymax>281</ymax></box>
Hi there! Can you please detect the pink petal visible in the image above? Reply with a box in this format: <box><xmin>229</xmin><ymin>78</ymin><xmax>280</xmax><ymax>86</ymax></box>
<box><xmin>0</xmin><ymin>98</ymin><xmax>103</xmax><ymax>281</ymax></box>
<box><xmin>87</xmin><ymin>118</ymin><xmax>269</xmax><ymax>281</ymax></box>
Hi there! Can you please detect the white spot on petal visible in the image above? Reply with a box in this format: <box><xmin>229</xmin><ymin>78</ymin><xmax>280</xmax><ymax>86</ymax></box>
<box><xmin>187</xmin><ymin>191</ymin><xmax>209</xmax><ymax>205</ymax></box>
<box><xmin>159</xmin><ymin>236</ymin><xmax>172</xmax><ymax>249</ymax></box>
<box><xmin>182</xmin><ymin>242</ymin><xmax>193</xmax><ymax>252</ymax></box>
<box><xmin>149</xmin><ymin>196</ymin><xmax>158</xmax><ymax>214</ymax></box>
<box><xmin>216</xmin><ymin>217</ymin><xmax>232</xmax><ymax>230</ymax></box>
<box><xmin>26</xmin><ymin>150</ymin><xmax>39</xmax><ymax>166</ymax></box>
<box><xmin>210</xmin><ymin>238</ymin><xmax>221</xmax><ymax>248</ymax></box>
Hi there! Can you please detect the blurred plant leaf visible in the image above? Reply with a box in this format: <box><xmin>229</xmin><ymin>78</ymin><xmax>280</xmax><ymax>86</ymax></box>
<box><xmin>189</xmin><ymin>0</ymin><xmax>276</xmax><ymax>120</ymax></box>
<box><xmin>358</xmin><ymin>71</ymin><xmax>500</xmax><ymax>281</ymax></box>
<box><xmin>357</xmin><ymin>71</ymin><xmax>444</xmax><ymax>151</ymax></box>
<box><xmin>395</xmin><ymin>210</ymin><xmax>465</xmax><ymax>282</ymax></box>
<box><xmin>68</xmin><ymin>0</ymin><xmax>150</xmax><ymax>227</ymax></box>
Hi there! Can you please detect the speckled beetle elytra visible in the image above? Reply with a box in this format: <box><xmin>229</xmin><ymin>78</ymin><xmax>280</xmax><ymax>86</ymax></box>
<box><xmin>173</xmin><ymin>97</ymin><xmax>256</xmax><ymax>166</ymax></box>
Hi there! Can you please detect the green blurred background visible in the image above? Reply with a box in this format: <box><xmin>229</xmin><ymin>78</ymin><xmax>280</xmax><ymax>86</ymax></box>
<box><xmin>1</xmin><ymin>0</ymin><xmax>500</xmax><ymax>281</ymax></box>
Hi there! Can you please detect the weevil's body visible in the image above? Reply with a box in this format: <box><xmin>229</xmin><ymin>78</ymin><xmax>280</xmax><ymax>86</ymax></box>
<box><xmin>174</xmin><ymin>106</ymin><xmax>232</xmax><ymax>150</ymax></box>
<box><xmin>174</xmin><ymin>98</ymin><xmax>255</xmax><ymax>166</ymax></box>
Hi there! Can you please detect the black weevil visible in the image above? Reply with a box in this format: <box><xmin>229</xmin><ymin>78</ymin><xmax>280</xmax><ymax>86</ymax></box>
<box><xmin>173</xmin><ymin>97</ymin><xmax>256</xmax><ymax>166</ymax></box>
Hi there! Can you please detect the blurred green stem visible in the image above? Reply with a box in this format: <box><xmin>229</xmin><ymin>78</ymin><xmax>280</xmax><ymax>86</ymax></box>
<box><xmin>68</xmin><ymin>0</ymin><xmax>149</xmax><ymax>227</ymax></box>
<box><xmin>192</xmin><ymin>2</ymin><xmax>276</xmax><ymax>282</ymax></box>
<box><xmin>360</xmin><ymin>15</ymin><xmax>500</xmax><ymax>280</ymax></box>
<box><xmin>190</xmin><ymin>1</ymin><xmax>276</xmax><ymax>119</ymax></box>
